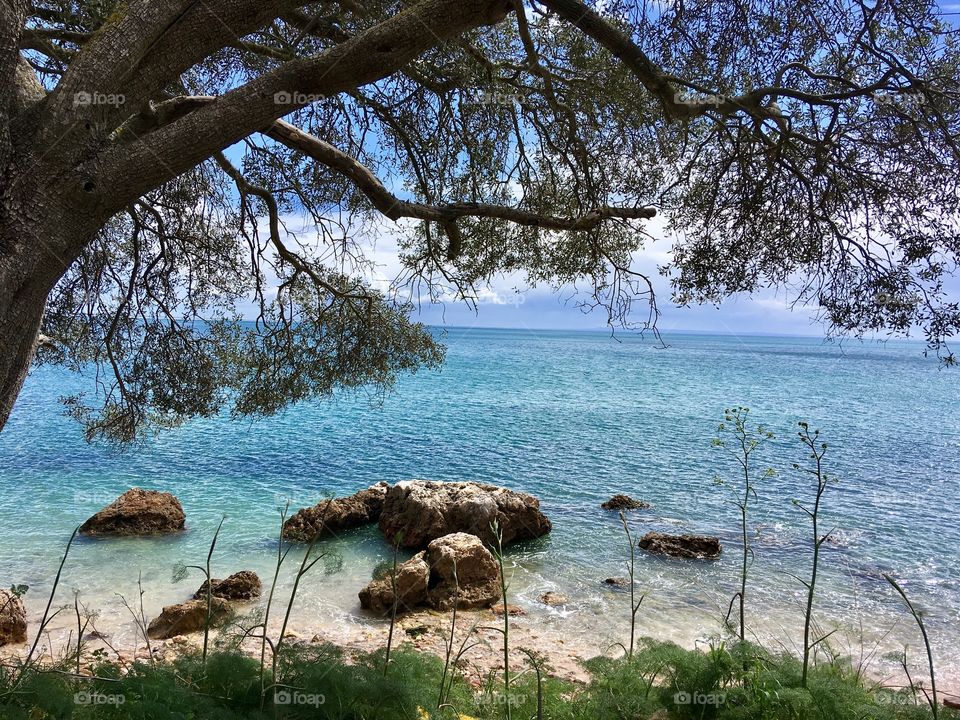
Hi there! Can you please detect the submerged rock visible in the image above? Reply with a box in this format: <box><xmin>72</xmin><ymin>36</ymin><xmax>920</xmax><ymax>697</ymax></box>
<box><xmin>601</xmin><ymin>494</ymin><xmax>651</xmax><ymax>511</ymax></box>
<box><xmin>638</xmin><ymin>532</ymin><xmax>722</xmax><ymax>559</ymax></box>
<box><xmin>405</xmin><ymin>624</ymin><xmax>430</xmax><ymax>638</ymax></box>
<box><xmin>539</xmin><ymin>591</ymin><xmax>569</xmax><ymax>606</ymax></box>
<box><xmin>282</xmin><ymin>483</ymin><xmax>388</xmax><ymax>541</ymax></box>
<box><xmin>378</xmin><ymin>480</ymin><xmax>551</xmax><ymax>549</ymax></box>
<box><xmin>602</xmin><ymin>577</ymin><xmax>630</xmax><ymax>587</ymax></box>
<box><xmin>193</xmin><ymin>570</ymin><xmax>262</xmax><ymax>601</ymax></box>
<box><xmin>358</xmin><ymin>532</ymin><xmax>502</xmax><ymax>614</ymax></box>
<box><xmin>147</xmin><ymin>598</ymin><xmax>230</xmax><ymax>639</ymax></box>
<box><xmin>491</xmin><ymin>603</ymin><xmax>525</xmax><ymax>616</ymax></box>
<box><xmin>0</xmin><ymin>589</ymin><xmax>26</xmax><ymax>646</ymax></box>
<box><xmin>79</xmin><ymin>488</ymin><xmax>185</xmax><ymax>536</ymax></box>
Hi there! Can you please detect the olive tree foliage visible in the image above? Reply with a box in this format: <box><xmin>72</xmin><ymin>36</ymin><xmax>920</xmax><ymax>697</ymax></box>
<box><xmin>1</xmin><ymin>0</ymin><xmax>958</xmax><ymax>442</ymax></box>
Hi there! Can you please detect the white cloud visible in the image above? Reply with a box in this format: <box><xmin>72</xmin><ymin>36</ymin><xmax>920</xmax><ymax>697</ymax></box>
<box><xmin>233</xmin><ymin>209</ymin><xmax>838</xmax><ymax>338</ymax></box>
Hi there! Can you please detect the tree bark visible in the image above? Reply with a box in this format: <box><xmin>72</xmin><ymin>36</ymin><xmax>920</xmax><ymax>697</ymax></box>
<box><xmin>0</xmin><ymin>263</ymin><xmax>47</xmax><ymax>431</ymax></box>
<box><xmin>0</xmin><ymin>163</ymin><xmax>92</xmax><ymax>431</ymax></box>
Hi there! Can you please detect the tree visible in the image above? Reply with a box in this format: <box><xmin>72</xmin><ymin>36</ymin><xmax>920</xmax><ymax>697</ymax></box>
<box><xmin>2</xmin><ymin>0</ymin><xmax>959</xmax><ymax>441</ymax></box>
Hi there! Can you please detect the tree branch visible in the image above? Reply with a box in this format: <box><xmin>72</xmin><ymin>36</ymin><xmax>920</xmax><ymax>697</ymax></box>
<box><xmin>1</xmin><ymin>0</ymin><xmax>31</xmax><ymax>117</ymax></box>
<box><xmin>265</xmin><ymin>119</ymin><xmax>656</xmax><ymax>237</ymax></box>
<box><xmin>85</xmin><ymin>0</ymin><xmax>514</xmax><ymax>214</ymax></box>
<box><xmin>10</xmin><ymin>55</ymin><xmax>46</xmax><ymax>116</ymax></box>
<box><xmin>536</xmin><ymin>0</ymin><xmax>786</xmax><ymax>122</ymax></box>
<box><xmin>212</xmin><ymin>150</ymin><xmax>371</xmax><ymax>305</ymax></box>
<box><xmin>33</xmin><ymin>0</ymin><xmax>299</xmax><ymax>156</ymax></box>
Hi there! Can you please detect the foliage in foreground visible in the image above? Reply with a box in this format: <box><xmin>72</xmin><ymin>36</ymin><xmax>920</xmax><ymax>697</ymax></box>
<box><xmin>0</xmin><ymin>639</ymin><xmax>956</xmax><ymax>720</ymax></box>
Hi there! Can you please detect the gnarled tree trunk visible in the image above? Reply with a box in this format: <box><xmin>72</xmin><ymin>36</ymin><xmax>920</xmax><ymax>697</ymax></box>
<box><xmin>0</xmin><ymin>262</ymin><xmax>46</xmax><ymax>430</ymax></box>
<box><xmin>0</xmin><ymin>163</ymin><xmax>90</xmax><ymax>431</ymax></box>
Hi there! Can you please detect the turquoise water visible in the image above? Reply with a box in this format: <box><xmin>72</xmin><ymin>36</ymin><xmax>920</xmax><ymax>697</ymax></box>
<box><xmin>1</xmin><ymin>328</ymin><xmax>958</xmax><ymax>682</ymax></box>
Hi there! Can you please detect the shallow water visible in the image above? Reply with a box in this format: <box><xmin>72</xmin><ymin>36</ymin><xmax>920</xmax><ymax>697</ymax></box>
<box><xmin>1</xmin><ymin>328</ymin><xmax>958</xmax><ymax>687</ymax></box>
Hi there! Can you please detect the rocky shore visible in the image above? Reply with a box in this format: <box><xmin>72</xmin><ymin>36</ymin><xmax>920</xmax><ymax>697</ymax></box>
<box><xmin>4</xmin><ymin>482</ymin><xmax>957</xmax><ymax>703</ymax></box>
<box><xmin>0</xmin><ymin>479</ymin><xmax>599</xmax><ymax>688</ymax></box>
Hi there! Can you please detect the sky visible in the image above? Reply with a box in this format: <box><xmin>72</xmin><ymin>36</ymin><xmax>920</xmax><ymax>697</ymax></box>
<box><xmin>409</xmin><ymin>288</ymin><xmax>827</xmax><ymax>337</ymax></box>
<box><xmin>252</xmin><ymin>213</ymin><xmax>842</xmax><ymax>339</ymax></box>
<box><xmin>243</xmin><ymin>207</ymin><xmax>960</xmax><ymax>341</ymax></box>
<box><xmin>236</xmin><ymin>200</ymin><xmax>958</xmax><ymax>342</ymax></box>
<box><xmin>376</xmin><ymin>231</ymin><xmax>828</xmax><ymax>337</ymax></box>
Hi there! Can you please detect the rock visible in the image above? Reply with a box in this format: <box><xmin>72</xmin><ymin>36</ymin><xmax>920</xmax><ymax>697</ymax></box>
<box><xmin>944</xmin><ymin>698</ymin><xmax>960</xmax><ymax>710</ymax></box>
<box><xmin>359</xmin><ymin>532</ymin><xmax>502</xmax><ymax>614</ymax></box>
<box><xmin>282</xmin><ymin>483</ymin><xmax>388</xmax><ymax>542</ymax></box>
<box><xmin>358</xmin><ymin>552</ymin><xmax>430</xmax><ymax>614</ymax></box>
<box><xmin>405</xmin><ymin>625</ymin><xmax>430</xmax><ymax>638</ymax></box>
<box><xmin>602</xmin><ymin>577</ymin><xmax>630</xmax><ymax>587</ymax></box>
<box><xmin>491</xmin><ymin>603</ymin><xmax>525</xmax><ymax>616</ymax></box>
<box><xmin>378</xmin><ymin>481</ymin><xmax>551</xmax><ymax>549</ymax></box>
<box><xmin>539</xmin><ymin>591</ymin><xmax>569</xmax><ymax>606</ymax></box>
<box><xmin>0</xmin><ymin>589</ymin><xmax>27</xmax><ymax>646</ymax></box>
<box><xmin>601</xmin><ymin>494</ymin><xmax>651</xmax><ymax>510</ymax></box>
<box><xmin>424</xmin><ymin>532</ymin><xmax>502</xmax><ymax>611</ymax></box>
<box><xmin>193</xmin><ymin>570</ymin><xmax>261</xmax><ymax>601</ymax></box>
<box><xmin>638</xmin><ymin>532</ymin><xmax>722</xmax><ymax>559</ymax></box>
<box><xmin>146</xmin><ymin>598</ymin><xmax>231</xmax><ymax>639</ymax></box>
<box><xmin>79</xmin><ymin>488</ymin><xmax>185</xmax><ymax>536</ymax></box>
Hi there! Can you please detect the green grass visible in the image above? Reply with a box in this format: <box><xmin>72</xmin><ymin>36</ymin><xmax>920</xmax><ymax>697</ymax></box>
<box><xmin>1</xmin><ymin>639</ymin><xmax>956</xmax><ymax>719</ymax></box>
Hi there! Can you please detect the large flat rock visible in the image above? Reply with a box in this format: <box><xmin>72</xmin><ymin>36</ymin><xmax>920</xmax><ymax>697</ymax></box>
<box><xmin>639</xmin><ymin>532</ymin><xmax>722</xmax><ymax>559</ymax></box>
<box><xmin>378</xmin><ymin>480</ymin><xmax>551</xmax><ymax>549</ymax></box>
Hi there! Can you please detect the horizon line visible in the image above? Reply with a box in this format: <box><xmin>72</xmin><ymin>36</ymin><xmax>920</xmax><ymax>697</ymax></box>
<box><xmin>424</xmin><ymin>323</ymin><xmax>924</xmax><ymax>343</ymax></box>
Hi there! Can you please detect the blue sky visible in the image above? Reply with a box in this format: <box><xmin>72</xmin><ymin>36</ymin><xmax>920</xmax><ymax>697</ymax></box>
<box><xmin>351</xmin><ymin>219</ymin><xmax>846</xmax><ymax>338</ymax></box>
<box><xmin>409</xmin><ymin>289</ymin><xmax>828</xmax><ymax>337</ymax></box>
<box><xmin>253</xmin><ymin>213</ymin><xmax>955</xmax><ymax>340</ymax></box>
<box><xmin>237</xmin><ymin>3</ymin><xmax>960</xmax><ymax>341</ymax></box>
<box><xmin>351</xmin><ymin>217</ymin><xmax>856</xmax><ymax>338</ymax></box>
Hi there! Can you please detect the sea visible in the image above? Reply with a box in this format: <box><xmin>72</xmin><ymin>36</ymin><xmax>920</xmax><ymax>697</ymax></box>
<box><xmin>1</xmin><ymin>327</ymin><xmax>958</xmax><ymax>686</ymax></box>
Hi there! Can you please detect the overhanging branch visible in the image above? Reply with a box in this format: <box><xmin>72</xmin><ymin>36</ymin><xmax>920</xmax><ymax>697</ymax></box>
<box><xmin>87</xmin><ymin>0</ymin><xmax>514</xmax><ymax>214</ymax></box>
<box><xmin>265</xmin><ymin>119</ymin><xmax>656</xmax><ymax>246</ymax></box>
<box><xmin>1</xmin><ymin>0</ymin><xmax>31</xmax><ymax>116</ymax></box>
<box><xmin>212</xmin><ymin>150</ymin><xmax>372</xmax><ymax>306</ymax></box>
